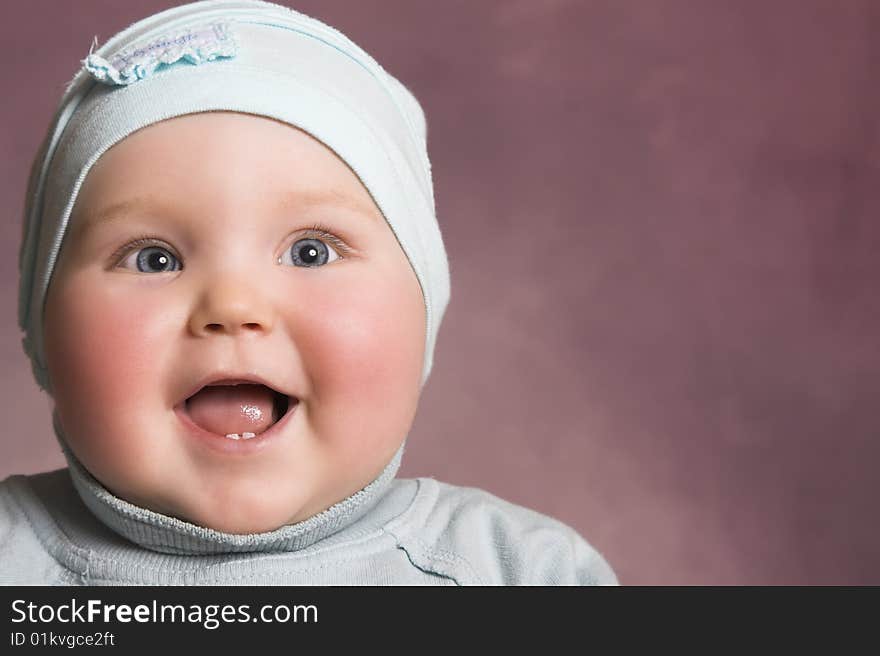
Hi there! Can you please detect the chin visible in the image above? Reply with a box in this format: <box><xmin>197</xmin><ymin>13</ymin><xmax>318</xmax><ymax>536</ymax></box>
<box><xmin>199</xmin><ymin>515</ymin><xmax>287</xmax><ymax>535</ymax></box>
<box><xmin>182</xmin><ymin>507</ymin><xmax>293</xmax><ymax>535</ymax></box>
<box><xmin>172</xmin><ymin>493</ymin><xmax>314</xmax><ymax>535</ymax></box>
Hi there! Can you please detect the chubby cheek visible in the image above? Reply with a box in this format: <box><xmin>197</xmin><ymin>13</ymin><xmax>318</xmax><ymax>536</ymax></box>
<box><xmin>44</xmin><ymin>276</ymin><xmax>178</xmax><ymax>472</ymax></box>
<box><xmin>298</xmin><ymin>270</ymin><xmax>425</xmax><ymax>454</ymax></box>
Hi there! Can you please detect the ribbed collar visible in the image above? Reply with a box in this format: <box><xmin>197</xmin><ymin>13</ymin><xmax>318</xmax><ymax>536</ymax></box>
<box><xmin>54</xmin><ymin>411</ymin><xmax>405</xmax><ymax>556</ymax></box>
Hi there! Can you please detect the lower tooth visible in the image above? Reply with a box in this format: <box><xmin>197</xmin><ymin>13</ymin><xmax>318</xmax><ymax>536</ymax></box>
<box><xmin>225</xmin><ymin>433</ymin><xmax>240</xmax><ymax>440</ymax></box>
<box><xmin>242</xmin><ymin>432</ymin><xmax>256</xmax><ymax>440</ymax></box>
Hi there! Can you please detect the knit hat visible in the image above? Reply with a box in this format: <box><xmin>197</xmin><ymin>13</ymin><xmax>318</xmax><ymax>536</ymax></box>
<box><xmin>18</xmin><ymin>0</ymin><xmax>450</xmax><ymax>394</ymax></box>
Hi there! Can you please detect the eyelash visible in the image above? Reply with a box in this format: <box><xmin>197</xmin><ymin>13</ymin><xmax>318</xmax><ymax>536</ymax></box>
<box><xmin>111</xmin><ymin>222</ymin><xmax>351</xmax><ymax>269</ymax></box>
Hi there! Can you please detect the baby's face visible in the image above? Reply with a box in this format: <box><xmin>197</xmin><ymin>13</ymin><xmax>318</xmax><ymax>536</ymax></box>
<box><xmin>43</xmin><ymin>112</ymin><xmax>425</xmax><ymax>534</ymax></box>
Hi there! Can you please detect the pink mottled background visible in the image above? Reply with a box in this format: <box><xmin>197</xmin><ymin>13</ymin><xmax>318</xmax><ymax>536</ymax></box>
<box><xmin>2</xmin><ymin>0</ymin><xmax>878</xmax><ymax>585</ymax></box>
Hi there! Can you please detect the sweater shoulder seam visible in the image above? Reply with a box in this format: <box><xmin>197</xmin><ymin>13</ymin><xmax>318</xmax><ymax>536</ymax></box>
<box><xmin>381</xmin><ymin>477</ymin><xmax>486</xmax><ymax>585</ymax></box>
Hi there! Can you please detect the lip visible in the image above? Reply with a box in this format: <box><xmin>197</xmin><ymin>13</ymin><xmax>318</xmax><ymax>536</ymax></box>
<box><xmin>178</xmin><ymin>372</ymin><xmax>295</xmax><ymax>406</ymax></box>
<box><xmin>174</xmin><ymin>396</ymin><xmax>299</xmax><ymax>455</ymax></box>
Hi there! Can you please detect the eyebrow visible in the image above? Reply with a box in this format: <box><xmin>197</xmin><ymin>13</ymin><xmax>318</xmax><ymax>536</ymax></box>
<box><xmin>80</xmin><ymin>189</ymin><xmax>380</xmax><ymax>229</ymax></box>
<box><xmin>77</xmin><ymin>197</ymin><xmax>175</xmax><ymax>230</ymax></box>
<box><xmin>278</xmin><ymin>189</ymin><xmax>381</xmax><ymax>222</ymax></box>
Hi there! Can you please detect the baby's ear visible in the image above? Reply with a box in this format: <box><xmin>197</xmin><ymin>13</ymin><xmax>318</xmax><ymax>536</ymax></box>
<box><xmin>384</xmin><ymin>74</ymin><xmax>435</xmax><ymax>215</ymax></box>
<box><xmin>386</xmin><ymin>75</ymin><xmax>428</xmax><ymax>146</ymax></box>
<box><xmin>21</xmin><ymin>331</ymin><xmax>53</xmax><ymax>395</ymax></box>
<box><xmin>38</xmin><ymin>357</ymin><xmax>55</xmax><ymax>397</ymax></box>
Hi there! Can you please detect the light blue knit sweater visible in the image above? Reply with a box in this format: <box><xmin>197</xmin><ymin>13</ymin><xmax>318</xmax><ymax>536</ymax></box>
<box><xmin>0</xmin><ymin>458</ymin><xmax>617</xmax><ymax>585</ymax></box>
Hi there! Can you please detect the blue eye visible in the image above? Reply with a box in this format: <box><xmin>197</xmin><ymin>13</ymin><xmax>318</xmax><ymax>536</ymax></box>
<box><xmin>119</xmin><ymin>244</ymin><xmax>181</xmax><ymax>273</ymax></box>
<box><xmin>114</xmin><ymin>229</ymin><xmax>345</xmax><ymax>273</ymax></box>
<box><xmin>279</xmin><ymin>237</ymin><xmax>341</xmax><ymax>268</ymax></box>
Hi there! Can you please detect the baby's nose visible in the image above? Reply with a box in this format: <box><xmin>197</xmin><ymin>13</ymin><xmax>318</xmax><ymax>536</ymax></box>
<box><xmin>187</xmin><ymin>274</ymin><xmax>275</xmax><ymax>337</ymax></box>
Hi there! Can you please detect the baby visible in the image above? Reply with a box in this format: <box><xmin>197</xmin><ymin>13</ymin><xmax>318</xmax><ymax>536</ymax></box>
<box><xmin>1</xmin><ymin>0</ymin><xmax>616</xmax><ymax>585</ymax></box>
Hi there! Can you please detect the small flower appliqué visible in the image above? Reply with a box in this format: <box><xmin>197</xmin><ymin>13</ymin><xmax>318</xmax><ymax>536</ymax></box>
<box><xmin>83</xmin><ymin>21</ymin><xmax>237</xmax><ymax>86</ymax></box>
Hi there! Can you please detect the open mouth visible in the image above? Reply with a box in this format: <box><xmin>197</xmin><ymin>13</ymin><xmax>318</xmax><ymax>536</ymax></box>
<box><xmin>181</xmin><ymin>382</ymin><xmax>296</xmax><ymax>441</ymax></box>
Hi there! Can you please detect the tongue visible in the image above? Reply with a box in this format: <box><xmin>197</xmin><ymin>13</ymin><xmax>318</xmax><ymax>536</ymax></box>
<box><xmin>185</xmin><ymin>384</ymin><xmax>277</xmax><ymax>436</ymax></box>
